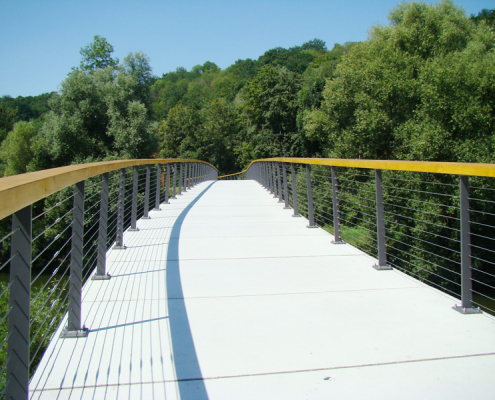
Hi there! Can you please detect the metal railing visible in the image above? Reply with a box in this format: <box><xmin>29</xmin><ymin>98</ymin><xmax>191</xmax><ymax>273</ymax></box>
<box><xmin>0</xmin><ymin>159</ymin><xmax>217</xmax><ymax>399</ymax></box>
<box><xmin>244</xmin><ymin>158</ymin><xmax>495</xmax><ymax>319</ymax></box>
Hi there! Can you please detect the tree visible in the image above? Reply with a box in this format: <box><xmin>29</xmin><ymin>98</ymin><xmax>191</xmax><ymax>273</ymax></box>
<box><xmin>0</xmin><ymin>101</ymin><xmax>17</xmax><ymax>143</ymax></box>
<box><xmin>0</xmin><ymin>121</ymin><xmax>38</xmax><ymax>176</ymax></box>
<box><xmin>79</xmin><ymin>35</ymin><xmax>119</xmax><ymax>73</ymax></box>
<box><xmin>239</xmin><ymin>66</ymin><xmax>301</xmax><ymax>158</ymax></box>
<box><xmin>34</xmin><ymin>67</ymin><xmax>157</xmax><ymax>169</ymax></box>
<box><xmin>122</xmin><ymin>51</ymin><xmax>153</xmax><ymax>86</ymax></box>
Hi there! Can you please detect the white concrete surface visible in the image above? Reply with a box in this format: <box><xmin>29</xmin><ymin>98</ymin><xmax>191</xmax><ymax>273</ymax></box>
<box><xmin>30</xmin><ymin>180</ymin><xmax>495</xmax><ymax>399</ymax></box>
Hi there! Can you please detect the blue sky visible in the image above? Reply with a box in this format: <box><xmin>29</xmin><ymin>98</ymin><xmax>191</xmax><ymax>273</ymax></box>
<box><xmin>0</xmin><ymin>0</ymin><xmax>492</xmax><ymax>97</ymax></box>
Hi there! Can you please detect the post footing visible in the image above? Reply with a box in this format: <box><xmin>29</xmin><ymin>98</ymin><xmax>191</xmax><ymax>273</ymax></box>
<box><xmin>292</xmin><ymin>214</ymin><xmax>301</xmax><ymax>218</ymax></box>
<box><xmin>153</xmin><ymin>207</ymin><xmax>161</xmax><ymax>211</ymax></box>
<box><xmin>373</xmin><ymin>263</ymin><xmax>392</xmax><ymax>270</ymax></box>
<box><xmin>307</xmin><ymin>225</ymin><xmax>318</xmax><ymax>229</ymax></box>
<box><xmin>452</xmin><ymin>305</ymin><xmax>481</xmax><ymax>314</ymax></box>
<box><xmin>113</xmin><ymin>245</ymin><xmax>126</xmax><ymax>250</ymax></box>
<box><xmin>60</xmin><ymin>326</ymin><xmax>89</xmax><ymax>339</ymax></box>
<box><xmin>332</xmin><ymin>240</ymin><xmax>345</xmax><ymax>244</ymax></box>
<box><xmin>91</xmin><ymin>273</ymin><xmax>111</xmax><ymax>281</ymax></box>
<box><xmin>128</xmin><ymin>228</ymin><xmax>139</xmax><ymax>232</ymax></box>
<box><xmin>142</xmin><ymin>216</ymin><xmax>151</xmax><ymax>220</ymax></box>
<box><xmin>283</xmin><ymin>207</ymin><xmax>292</xmax><ymax>210</ymax></box>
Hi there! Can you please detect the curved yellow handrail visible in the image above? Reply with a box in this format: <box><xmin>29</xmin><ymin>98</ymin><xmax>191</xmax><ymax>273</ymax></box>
<box><xmin>242</xmin><ymin>157</ymin><xmax>495</xmax><ymax>178</ymax></box>
<box><xmin>0</xmin><ymin>159</ymin><xmax>217</xmax><ymax>220</ymax></box>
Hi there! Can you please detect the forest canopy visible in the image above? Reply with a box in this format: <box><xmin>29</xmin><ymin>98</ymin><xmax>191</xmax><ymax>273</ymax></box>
<box><xmin>0</xmin><ymin>1</ymin><xmax>494</xmax><ymax>176</ymax></box>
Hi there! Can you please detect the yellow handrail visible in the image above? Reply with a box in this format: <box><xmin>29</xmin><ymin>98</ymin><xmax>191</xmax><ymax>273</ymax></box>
<box><xmin>0</xmin><ymin>159</ymin><xmax>217</xmax><ymax>220</ymax></box>
<box><xmin>241</xmin><ymin>157</ymin><xmax>495</xmax><ymax>178</ymax></box>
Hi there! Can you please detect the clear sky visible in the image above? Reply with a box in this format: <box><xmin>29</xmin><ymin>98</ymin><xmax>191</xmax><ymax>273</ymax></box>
<box><xmin>0</xmin><ymin>0</ymin><xmax>492</xmax><ymax>97</ymax></box>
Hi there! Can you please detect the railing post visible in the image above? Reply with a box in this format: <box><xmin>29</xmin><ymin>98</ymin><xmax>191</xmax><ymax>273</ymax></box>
<box><xmin>373</xmin><ymin>169</ymin><xmax>391</xmax><ymax>270</ymax></box>
<box><xmin>453</xmin><ymin>175</ymin><xmax>480</xmax><ymax>314</ymax></box>
<box><xmin>291</xmin><ymin>164</ymin><xmax>300</xmax><ymax>217</ymax></box>
<box><xmin>264</xmin><ymin>162</ymin><xmax>269</xmax><ymax>188</ymax></box>
<box><xmin>143</xmin><ymin>166</ymin><xmax>151</xmax><ymax>219</ymax></box>
<box><xmin>188</xmin><ymin>163</ymin><xmax>192</xmax><ymax>189</ymax></box>
<box><xmin>267</xmin><ymin>163</ymin><xmax>272</xmax><ymax>192</ymax></box>
<box><xmin>114</xmin><ymin>168</ymin><xmax>126</xmax><ymax>250</ymax></box>
<box><xmin>272</xmin><ymin>163</ymin><xmax>278</xmax><ymax>198</ymax></box>
<box><xmin>276</xmin><ymin>162</ymin><xmax>283</xmax><ymax>203</ymax></box>
<box><xmin>61</xmin><ymin>180</ymin><xmax>88</xmax><ymax>338</ymax></box>
<box><xmin>6</xmin><ymin>205</ymin><xmax>31</xmax><ymax>398</ymax></box>
<box><xmin>305</xmin><ymin>164</ymin><xmax>317</xmax><ymax>228</ymax></box>
<box><xmin>164</xmin><ymin>164</ymin><xmax>170</xmax><ymax>204</ymax></box>
<box><xmin>154</xmin><ymin>164</ymin><xmax>161</xmax><ymax>210</ymax></box>
<box><xmin>282</xmin><ymin>163</ymin><xmax>290</xmax><ymax>209</ymax></box>
<box><xmin>172</xmin><ymin>163</ymin><xmax>177</xmax><ymax>198</ymax></box>
<box><xmin>129</xmin><ymin>166</ymin><xmax>139</xmax><ymax>231</ymax></box>
<box><xmin>183</xmin><ymin>163</ymin><xmax>188</xmax><ymax>192</ymax></box>
<box><xmin>93</xmin><ymin>172</ymin><xmax>111</xmax><ymax>280</ymax></box>
<box><xmin>331</xmin><ymin>166</ymin><xmax>345</xmax><ymax>244</ymax></box>
<box><xmin>178</xmin><ymin>163</ymin><xmax>183</xmax><ymax>195</ymax></box>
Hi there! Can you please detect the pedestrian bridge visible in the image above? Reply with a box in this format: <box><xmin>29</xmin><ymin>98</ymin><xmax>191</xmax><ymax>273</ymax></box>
<box><xmin>1</xmin><ymin>158</ymin><xmax>495</xmax><ymax>399</ymax></box>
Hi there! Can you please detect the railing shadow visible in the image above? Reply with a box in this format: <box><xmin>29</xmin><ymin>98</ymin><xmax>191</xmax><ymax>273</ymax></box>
<box><xmin>167</xmin><ymin>182</ymin><xmax>216</xmax><ymax>400</ymax></box>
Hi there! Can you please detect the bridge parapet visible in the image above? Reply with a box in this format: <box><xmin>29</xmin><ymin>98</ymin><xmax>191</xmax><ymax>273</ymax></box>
<box><xmin>238</xmin><ymin>158</ymin><xmax>495</xmax><ymax>318</ymax></box>
<box><xmin>0</xmin><ymin>159</ymin><xmax>217</xmax><ymax>399</ymax></box>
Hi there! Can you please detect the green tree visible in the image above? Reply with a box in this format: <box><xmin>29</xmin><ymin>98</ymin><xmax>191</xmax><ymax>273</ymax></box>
<box><xmin>239</xmin><ymin>65</ymin><xmax>301</xmax><ymax>158</ymax></box>
<box><xmin>0</xmin><ymin>121</ymin><xmax>39</xmax><ymax>176</ymax></box>
<box><xmin>0</xmin><ymin>101</ymin><xmax>17</xmax><ymax>143</ymax></box>
<box><xmin>79</xmin><ymin>35</ymin><xmax>119</xmax><ymax>73</ymax></box>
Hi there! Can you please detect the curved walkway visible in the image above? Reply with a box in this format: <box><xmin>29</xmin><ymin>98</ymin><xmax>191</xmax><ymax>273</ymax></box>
<box><xmin>30</xmin><ymin>180</ymin><xmax>495</xmax><ymax>399</ymax></box>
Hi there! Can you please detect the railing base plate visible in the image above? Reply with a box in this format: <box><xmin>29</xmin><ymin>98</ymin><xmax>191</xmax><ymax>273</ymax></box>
<box><xmin>292</xmin><ymin>214</ymin><xmax>301</xmax><ymax>218</ymax></box>
<box><xmin>60</xmin><ymin>326</ymin><xmax>89</xmax><ymax>339</ymax></box>
<box><xmin>283</xmin><ymin>207</ymin><xmax>291</xmax><ymax>210</ymax></box>
<box><xmin>113</xmin><ymin>245</ymin><xmax>126</xmax><ymax>250</ymax></box>
<box><xmin>307</xmin><ymin>225</ymin><xmax>318</xmax><ymax>229</ymax></box>
<box><xmin>332</xmin><ymin>240</ymin><xmax>346</xmax><ymax>244</ymax></box>
<box><xmin>91</xmin><ymin>273</ymin><xmax>111</xmax><ymax>281</ymax></box>
<box><xmin>373</xmin><ymin>263</ymin><xmax>392</xmax><ymax>270</ymax></box>
<box><xmin>128</xmin><ymin>228</ymin><xmax>139</xmax><ymax>232</ymax></box>
<box><xmin>153</xmin><ymin>207</ymin><xmax>161</xmax><ymax>211</ymax></box>
<box><xmin>452</xmin><ymin>305</ymin><xmax>481</xmax><ymax>314</ymax></box>
<box><xmin>142</xmin><ymin>216</ymin><xmax>151</xmax><ymax>220</ymax></box>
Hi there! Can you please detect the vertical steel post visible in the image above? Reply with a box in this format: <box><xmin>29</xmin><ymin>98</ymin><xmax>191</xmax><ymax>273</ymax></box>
<box><xmin>188</xmin><ymin>163</ymin><xmax>192</xmax><ymax>189</ymax></box>
<box><xmin>6</xmin><ymin>205</ymin><xmax>31</xmax><ymax>398</ymax></box>
<box><xmin>305</xmin><ymin>164</ymin><xmax>317</xmax><ymax>228</ymax></box>
<box><xmin>453</xmin><ymin>175</ymin><xmax>480</xmax><ymax>313</ymax></box>
<box><xmin>291</xmin><ymin>164</ymin><xmax>301</xmax><ymax>217</ymax></box>
<box><xmin>276</xmin><ymin>163</ymin><xmax>283</xmax><ymax>203</ymax></box>
<box><xmin>264</xmin><ymin>163</ymin><xmax>268</xmax><ymax>188</ymax></box>
<box><xmin>129</xmin><ymin>166</ymin><xmax>139</xmax><ymax>231</ymax></box>
<box><xmin>143</xmin><ymin>166</ymin><xmax>151</xmax><ymax>219</ymax></box>
<box><xmin>61</xmin><ymin>180</ymin><xmax>88</xmax><ymax>338</ymax></box>
<box><xmin>183</xmin><ymin>163</ymin><xmax>188</xmax><ymax>192</ymax></box>
<box><xmin>178</xmin><ymin>163</ymin><xmax>183</xmax><ymax>195</ymax></box>
<box><xmin>373</xmin><ymin>169</ymin><xmax>391</xmax><ymax>270</ymax></box>
<box><xmin>164</xmin><ymin>164</ymin><xmax>170</xmax><ymax>204</ymax></box>
<box><xmin>114</xmin><ymin>169</ymin><xmax>126</xmax><ymax>250</ymax></box>
<box><xmin>154</xmin><ymin>164</ymin><xmax>161</xmax><ymax>210</ymax></box>
<box><xmin>172</xmin><ymin>163</ymin><xmax>177</xmax><ymax>198</ymax></box>
<box><xmin>272</xmin><ymin>163</ymin><xmax>278</xmax><ymax>198</ymax></box>
<box><xmin>331</xmin><ymin>166</ymin><xmax>345</xmax><ymax>244</ymax></box>
<box><xmin>282</xmin><ymin>163</ymin><xmax>290</xmax><ymax>209</ymax></box>
<box><xmin>266</xmin><ymin>163</ymin><xmax>271</xmax><ymax>192</ymax></box>
<box><xmin>93</xmin><ymin>172</ymin><xmax>111</xmax><ymax>280</ymax></box>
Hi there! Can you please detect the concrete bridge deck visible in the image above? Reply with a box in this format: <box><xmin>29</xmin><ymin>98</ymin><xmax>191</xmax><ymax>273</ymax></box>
<box><xmin>30</xmin><ymin>180</ymin><xmax>495</xmax><ymax>399</ymax></box>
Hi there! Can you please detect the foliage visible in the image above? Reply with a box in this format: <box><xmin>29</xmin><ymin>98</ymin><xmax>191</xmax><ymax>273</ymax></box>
<box><xmin>0</xmin><ymin>120</ymin><xmax>40</xmax><ymax>176</ymax></box>
<box><xmin>0</xmin><ymin>93</ymin><xmax>54</xmax><ymax>125</ymax></box>
<box><xmin>79</xmin><ymin>35</ymin><xmax>119</xmax><ymax>73</ymax></box>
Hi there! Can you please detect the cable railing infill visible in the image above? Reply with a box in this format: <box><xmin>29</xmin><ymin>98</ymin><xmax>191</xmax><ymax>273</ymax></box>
<box><xmin>0</xmin><ymin>158</ymin><xmax>217</xmax><ymax>399</ymax></box>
